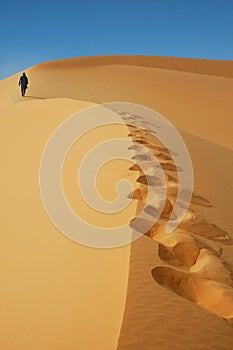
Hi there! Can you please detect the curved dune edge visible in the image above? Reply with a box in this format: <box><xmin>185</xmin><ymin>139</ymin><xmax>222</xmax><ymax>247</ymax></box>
<box><xmin>34</xmin><ymin>55</ymin><xmax>233</xmax><ymax>79</ymax></box>
<box><xmin>0</xmin><ymin>96</ymin><xmax>139</xmax><ymax>350</ymax></box>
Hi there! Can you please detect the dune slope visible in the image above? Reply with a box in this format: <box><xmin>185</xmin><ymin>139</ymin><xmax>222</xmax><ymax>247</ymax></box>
<box><xmin>0</xmin><ymin>55</ymin><xmax>233</xmax><ymax>350</ymax></box>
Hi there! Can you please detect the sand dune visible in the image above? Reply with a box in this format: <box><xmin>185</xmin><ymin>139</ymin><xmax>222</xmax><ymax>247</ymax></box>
<box><xmin>2</xmin><ymin>55</ymin><xmax>233</xmax><ymax>148</ymax></box>
<box><xmin>29</xmin><ymin>56</ymin><xmax>233</xmax><ymax>150</ymax></box>
<box><xmin>35</xmin><ymin>55</ymin><xmax>233</xmax><ymax>78</ymax></box>
<box><xmin>1</xmin><ymin>55</ymin><xmax>233</xmax><ymax>350</ymax></box>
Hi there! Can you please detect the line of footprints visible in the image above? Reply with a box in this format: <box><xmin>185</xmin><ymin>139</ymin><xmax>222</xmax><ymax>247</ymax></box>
<box><xmin>119</xmin><ymin>112</ymin><xmax>233</xmax><ymax>324</ymax></box>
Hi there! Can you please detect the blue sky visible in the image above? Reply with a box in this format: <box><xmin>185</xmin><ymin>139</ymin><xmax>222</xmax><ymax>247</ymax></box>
<box><xmin>1</xmin><ymin>0</ymin><xmax>233</xmax><ymax>79</ymax></box>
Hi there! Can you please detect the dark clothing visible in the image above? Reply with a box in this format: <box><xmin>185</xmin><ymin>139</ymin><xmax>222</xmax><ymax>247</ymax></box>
<box><xmin>19</xmin><ymin>74</ymin><xmax>28</xmax><ymax>96</ymax></box>
<box><xmin>19</xmin><ymin>75</ymin><xmax>28</xmax><ymax>86</ymax></box>
<box><xmin>21</xmin><ymin>85</ymin><xmax>27</xmax><ymax>96</ymax></box>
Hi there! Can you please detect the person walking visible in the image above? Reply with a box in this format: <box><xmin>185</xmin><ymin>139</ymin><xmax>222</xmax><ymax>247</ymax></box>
<box><xmin>18</xmin><ymin>72</ymin><xmax>29</xmax><ymax>97</ymax></box>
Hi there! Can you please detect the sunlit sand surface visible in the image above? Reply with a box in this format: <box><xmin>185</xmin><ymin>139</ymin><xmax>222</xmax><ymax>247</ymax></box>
<box><xmin>0</xmin><ymin>55</ymin><xmax>233</xmax><ymax>349</ymax></box>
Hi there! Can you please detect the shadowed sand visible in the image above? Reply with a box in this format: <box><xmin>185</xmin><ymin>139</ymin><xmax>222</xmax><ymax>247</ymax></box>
<box><xmin>118</xmin><ymin>116</ymin><xmax>233</xmax><ymax>349</ymax></box>
<box><xmin>0</xmin><ymin>55</ymin><xmax>233</xmax><ymax>350</ymax></box>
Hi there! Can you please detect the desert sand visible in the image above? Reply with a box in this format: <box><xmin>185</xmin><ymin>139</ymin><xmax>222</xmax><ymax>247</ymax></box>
<box><xmin>0</xmin><ymin>55</ymin><xmax>233</xmax><ymax>349</ymax></box>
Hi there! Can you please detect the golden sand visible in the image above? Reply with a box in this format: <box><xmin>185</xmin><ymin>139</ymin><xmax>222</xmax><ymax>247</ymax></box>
<box><xmin>0</xmin><ymin>55</ymin><xmax>233</xmax><ymax>350</ymax></box>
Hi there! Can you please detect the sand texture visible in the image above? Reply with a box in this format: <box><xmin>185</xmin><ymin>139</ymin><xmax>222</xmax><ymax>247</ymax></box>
<box><xmin>0</xmin><ymin>55</ymin><xmax>233</xmax><ymax>349</ymax></box>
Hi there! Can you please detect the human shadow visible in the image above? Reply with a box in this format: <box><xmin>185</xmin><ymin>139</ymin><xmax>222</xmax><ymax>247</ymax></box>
<box><xmin>25</xmin><ymin>95</ymin><xmax>46</xmax><ymax>100</ymax></box>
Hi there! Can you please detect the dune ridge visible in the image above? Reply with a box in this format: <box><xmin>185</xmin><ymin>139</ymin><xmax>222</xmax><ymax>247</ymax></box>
<box><xmin>34</xmin><ymin>55</ymin><xmax>233</xmax><ymax>79</ymax></box>
<box><xmin>16</xmin><ymin>56</ymin><xmax>233</xmax><ymax>149</ymax></box>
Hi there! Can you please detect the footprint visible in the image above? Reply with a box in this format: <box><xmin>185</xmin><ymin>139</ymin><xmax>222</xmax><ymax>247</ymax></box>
<box><xmin>179</xmin><ymin>215</ymin><xmax>232</xmax><ymax>244</ymax></box>
<box><xmin>151</xmin><ymin>266</ymin><xmax>197</xmax><ymax>302</ymax></box>
<box><xmin>166</xmin><ymin>173</ymin><xmax>178</xmax><ymax>183</ymax></box>
<box><xmin>194</xmin><ymin>279</ymin><xmax>233</xmax><ymax>319</ymax></box>
<box><xmin>151</xmin><ymin>266</ymin><xmax>233</xmax><ymax>319</ymax></box>
<box><xmin>129</xmin><ymin>163</ymin><xmax>142</xmax><ymax>171</ymax></box>
<box><xmin>190</xmin><ymin>249</ymin><xmax>233</xmax><ymax>286</ymax></box>
<box><xmin>144</xmin><ymin>205</ymin><xmax>161</xmax><ymax>218</ymax></box>
<box><xmin>160</xmin><ymin>198</ymin><xmax>177</xmax><ymax>220</ymax></box>
<box><xmin>146</xmin><ymin>143</ymin><xmax>178</xmax><ymax>156</ymax></box>
<box><xmin>132</xmin><ymin>139</ymin><xmax>148</xmax><ymax>145</ymax></box>
<box><xmin>133</xmin><ymin>154</ymin><xmax>154</xmax><ymax>161</ymax></box>
<box><xmin>155</xmin><ymin>230</ymin><xmax>201</xmax><ymax>267</ymax></box>
<box><xmin>128</xmin><ymin>187</ymin><xmax>148</xmax><ymax>201</ymax></box>
<box><xmin>158</xmin><ymin>162</ymin><xmax>181</xmax><ymax>172</ymax></box>
<box><xmin>153</xmin><ymin>152</ymin><xmax>174</xmax><ymax>162</ymax></box>
<box><xmin>190</xmin><ymin>193</ymin><xmax>212</xmax><ymax>207</ymax></box>
<box><xmin>136</xmin><ymin>174</ymin><xmax>164</xmax><ymax>187</ymax></box>
<box><xmin>128</xmin><ymin>144</ymin><xmax>142</xmax><ymax>151</ymax></box>
<box><xmin>158</xmin><ymin>244</ymin><xmax>187</xmax><ymax>268</ymax></box>
<box><xmin>126</xmin><ymin>124</ymin><xmax>139</xmax><ymax>129</ymax></box>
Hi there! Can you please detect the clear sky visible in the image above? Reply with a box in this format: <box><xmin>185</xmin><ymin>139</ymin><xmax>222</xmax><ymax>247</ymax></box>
<box><xmin>1</xmin><ymin>0</ymin><xmax>233</xmax><ymax>79</ymax></box>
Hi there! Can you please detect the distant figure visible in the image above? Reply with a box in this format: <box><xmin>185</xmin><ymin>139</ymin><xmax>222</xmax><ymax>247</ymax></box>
<box><xmin>18</xmin><ymin>72</ymin><xmax>29</xmax><ymax>97</ymax></box>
